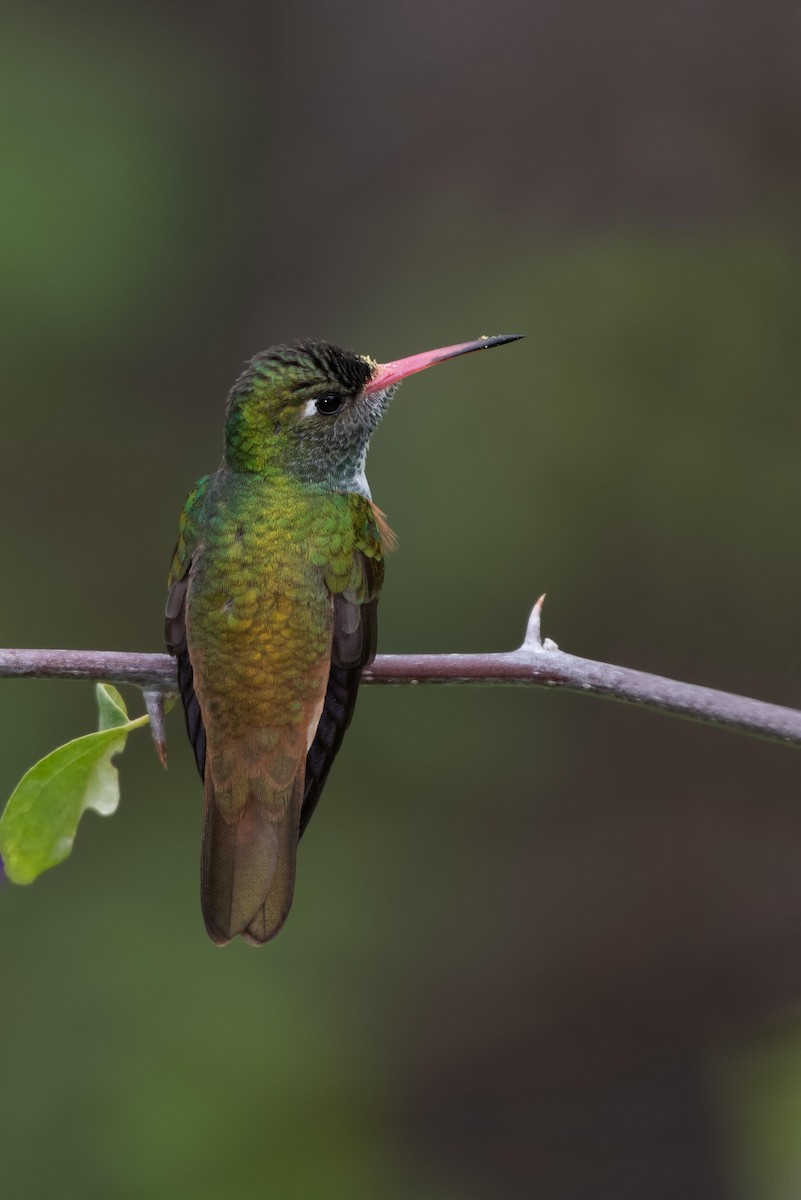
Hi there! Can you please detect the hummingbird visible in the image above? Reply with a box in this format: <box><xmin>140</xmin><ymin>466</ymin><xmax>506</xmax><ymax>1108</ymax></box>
<box><xmin>165</xmin><ymin>333</ymin><xmax>522</xmax><ymax>946</ymax></box>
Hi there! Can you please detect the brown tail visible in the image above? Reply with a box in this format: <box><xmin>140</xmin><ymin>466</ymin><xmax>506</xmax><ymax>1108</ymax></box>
<box><xmin>201</xmin><ymin>770</ymin><xmax>303</xmax><ymax>946</ymax></box>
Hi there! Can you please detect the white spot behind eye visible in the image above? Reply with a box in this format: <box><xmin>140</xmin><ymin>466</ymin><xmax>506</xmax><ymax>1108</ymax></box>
<box><xmin>301</xmin><ymin>398</ymin><xmax>319</xmax><ymax>419</ymax></box>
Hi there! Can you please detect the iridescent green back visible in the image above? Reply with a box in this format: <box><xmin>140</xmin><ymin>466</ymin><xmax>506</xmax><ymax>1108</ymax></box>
<box><xmin>166</xmin><ymin>467</ymin><xmax>384</xmax><ymax>944</ymax></box>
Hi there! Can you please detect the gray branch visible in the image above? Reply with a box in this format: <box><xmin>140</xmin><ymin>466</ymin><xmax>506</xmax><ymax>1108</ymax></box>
<box><xmin>1</xmin><ymin>597</ymin><xmax>800</xmax><ymax>752</ymax></box>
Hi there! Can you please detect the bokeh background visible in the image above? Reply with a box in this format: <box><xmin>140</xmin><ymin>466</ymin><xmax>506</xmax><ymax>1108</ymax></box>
<box><xmin>2</xmin><ymin>3</ymin><xmax>801</xmax><ymax>1197</ymax></box>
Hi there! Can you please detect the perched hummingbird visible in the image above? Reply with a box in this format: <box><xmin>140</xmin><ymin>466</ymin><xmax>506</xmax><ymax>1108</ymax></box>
<box><xmin>165</xmin><ymin>333</ymin><xmax>522</xmax><ymax>946</ymax></box>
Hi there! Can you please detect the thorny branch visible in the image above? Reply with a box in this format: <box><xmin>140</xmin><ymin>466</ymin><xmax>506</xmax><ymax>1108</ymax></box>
<box><xmin>1</xmin><ymin>598</ymin><xmax>800</xmax><ymax>760</ymax></box>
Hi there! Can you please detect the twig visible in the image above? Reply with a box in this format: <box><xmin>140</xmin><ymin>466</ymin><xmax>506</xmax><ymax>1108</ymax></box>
<box><xmin>1</xmin><ymin>597</ymin><xmax>800</xmax><ymax>751</ymax></box>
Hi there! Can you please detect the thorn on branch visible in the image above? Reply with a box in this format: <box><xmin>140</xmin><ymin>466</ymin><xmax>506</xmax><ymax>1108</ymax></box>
<box><xmin>522</xmin><ymin>593</ymin><xmax>557</xmax><ymax>652</ymax></box>
<box><xmin>144</xmin><ymin>690</ymin><xmax>168</xmax><ymax>768</ymax></box>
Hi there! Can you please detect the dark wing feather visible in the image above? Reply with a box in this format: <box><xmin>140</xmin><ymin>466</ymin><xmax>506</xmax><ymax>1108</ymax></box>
<box><xmin>299</xmin><ymin>590</ymin><xmax>378</xmax><ymax>838</ymax></box>
<box><xmin>165</xmin><ymin>570</ymin><xmax>207</xmax><ymax>780</ymax></box>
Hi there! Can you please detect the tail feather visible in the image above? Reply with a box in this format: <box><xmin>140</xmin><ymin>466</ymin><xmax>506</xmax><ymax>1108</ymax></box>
<box><xmin>201</xmin><ymin>771</ymin><xmax>302</xmax><ymax>946</ymax></box>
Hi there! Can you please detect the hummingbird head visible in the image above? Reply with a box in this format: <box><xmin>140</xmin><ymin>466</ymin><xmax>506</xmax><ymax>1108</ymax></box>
<box><xmin>223</xmin><ymin>334</ymin><xmax>522</xmax><ymax>490</ymax></box>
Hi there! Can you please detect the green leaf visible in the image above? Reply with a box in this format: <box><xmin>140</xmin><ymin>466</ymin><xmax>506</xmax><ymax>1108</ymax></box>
<box><xmin>0</xmin><ymin>683</ymin><xmax>148</xmax><ymax>884</ymax></box>
<box><xmin>96</xmin><ymin>682</ymin><xmax>130</xmax><ymax>731</ymax></box>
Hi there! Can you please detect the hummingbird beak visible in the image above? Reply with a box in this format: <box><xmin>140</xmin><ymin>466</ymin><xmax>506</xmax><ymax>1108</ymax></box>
<box><xmin>362</xmin><ymin>333</ymin><xmax>523</xmax><ymax>395</ymax></box>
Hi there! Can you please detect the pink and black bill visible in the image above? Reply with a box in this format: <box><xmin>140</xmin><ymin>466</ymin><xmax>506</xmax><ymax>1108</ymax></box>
<box><xmin>364</xmin><ymin>333</ymin><xmax>523</xmax><ymax>394</ymax></box>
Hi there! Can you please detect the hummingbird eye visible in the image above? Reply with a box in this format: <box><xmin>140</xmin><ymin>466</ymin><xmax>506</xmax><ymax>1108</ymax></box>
<box><xmin>314</xmin><ymin>392</ymin><xmax>344</xmax><ymax>416</ymax></box>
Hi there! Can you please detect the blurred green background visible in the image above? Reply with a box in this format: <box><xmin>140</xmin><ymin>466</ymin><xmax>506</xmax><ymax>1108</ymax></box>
<box><xmin>2</xmin><ymin>3</ymin><xmax>801</xmax><ymax>1197</ymax></box>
